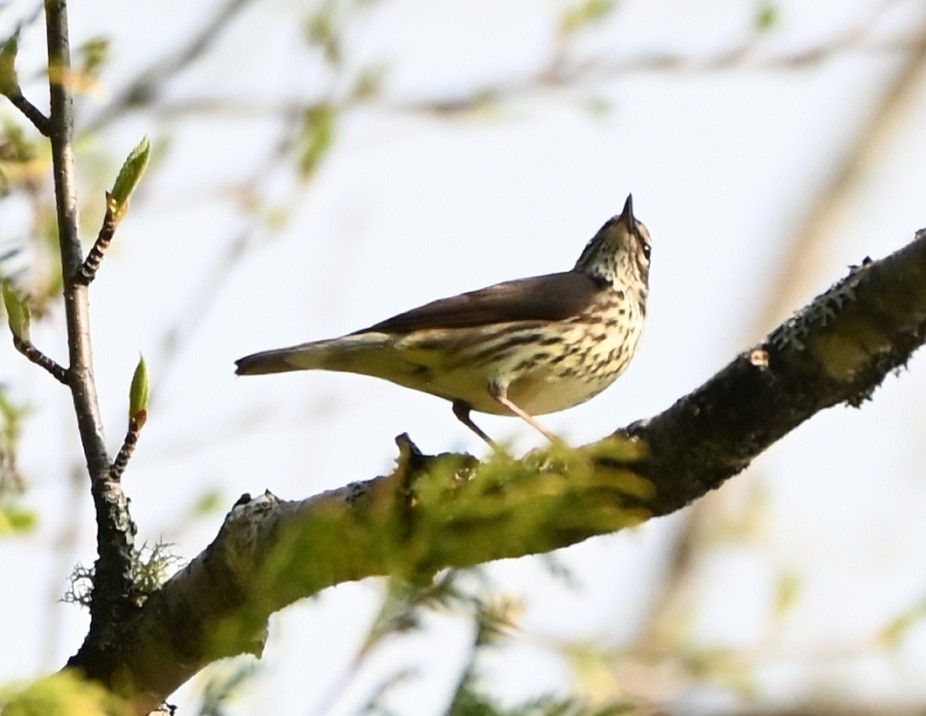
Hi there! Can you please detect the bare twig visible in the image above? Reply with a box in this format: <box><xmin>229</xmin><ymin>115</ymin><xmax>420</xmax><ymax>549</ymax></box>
<box><xmin>83</xmin><ymin>0</ymin><xmax>921</xmax><ymax>126</ymax></box>
<box><xmin>83</xmin><ymin>0</ymin><xmax>255</xmax><ymax>134</ymax></box>
<box><xmin>754</xmin><ymin>17</ymin><xmax>926</xmax><ymax>333</ymax></box>
<box><xmin>76</xmin><ymin>196</ymin><xmax>116</xmax><ymax>283</ymax></box>
<box><xmin>149</xmin><ymin>118</ymin><xmax>302</xmax><ymax>401</ymax></box>
<box><xmin>109</xmin><ymin>417</ymin><xmax>141</xmax><ymax>482</ymax></box>
<box><xmin>5</xmin><ymin>89</ymin><xmax>50</xmax><ymax>134</ymax></box>
<box><xmin>12</xmin><ymin>335</ymin><xmax>68</xmax><ymax>383</ymax></box>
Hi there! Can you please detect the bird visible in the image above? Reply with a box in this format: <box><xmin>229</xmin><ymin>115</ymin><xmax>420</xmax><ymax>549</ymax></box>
<box><xmin>235</xmin><ymin>194</ymin><xmax>651</xmax><ymax>447</ymax></box>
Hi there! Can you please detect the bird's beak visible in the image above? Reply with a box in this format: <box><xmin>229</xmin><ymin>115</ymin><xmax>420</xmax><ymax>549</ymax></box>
<box><xmin>619</xmin><ymin>194</ymin><xmax>634</xmax><ymax>227</ymax></box>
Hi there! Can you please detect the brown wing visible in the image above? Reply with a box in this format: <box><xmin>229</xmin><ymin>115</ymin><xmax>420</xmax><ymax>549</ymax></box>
<box><xmin>357</xmin><ymin>271</ymin><xmax>604</xmax><ymax>335</ymax></box>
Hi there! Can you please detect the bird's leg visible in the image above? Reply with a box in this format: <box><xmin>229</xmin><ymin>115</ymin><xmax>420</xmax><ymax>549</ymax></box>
<box><xmin>452</xmin><ymin>400</ymin><xmax>498</xmax><ymax>450</ymax></box>
<box><xmin>487</xmin><ymin>381</ymin><xmax>562</xmax><ymax>445</ymax></box>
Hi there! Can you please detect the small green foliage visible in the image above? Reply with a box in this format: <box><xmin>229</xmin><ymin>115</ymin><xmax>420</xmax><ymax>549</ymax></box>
<box><xmin>754</xmin><ymin>0</ymin><xmax>778</xmax><ymax>31</ymax></box>
<box><xmin>304</xmin><ymin>2</ymin><xmax>340</xmax><ymax>63</ymax></box>
<box><xmin>197</xmin><ymin>661</ymin><xmax>259</xmax><ymax>716</ymax></box>
<box><xmin>359</xmin><ymin>567</ymin><xmax>634</xmax><ymax>715</ymax></box>
<box><xmin>880</xmin><ymin>598</ymin><xmax>926</xmax><ymax>646</ymax></box>
<box><xmin>584</xmin><ymin>433</ymin><xmax>647</xmax><ymax>463</ymax></box>
<box><xmin>583</xmin><ymin>96</ymin><xmax>611</xmax><ymax>118</ymax></box>
<box><xmin>358</xmin><ymin>668</ymin><xmax>417</xmax><ymax>715</ymax></box>
<box><xmin>0</xmin><ymin>503</ymin><xmax>36</xmax><ymax>534</ymax></box>
<box><xmin>2</xmin><ymin>281</ymin><xmax>30</xmax><ymax>342</ymax></box>
<box><xmin>109</xmin><ymin>136</ymin><xmax>150</xmax><ymax>221</ymax></box>
<box><xmin>0</xmin><ymin>671</ymin><xmax>129</xmax><ymax>716</ymax></box>
<box><xmin>351</xmin><ymin>64</ymin><xmax>387</xmax><ymax>101</ymax></box>
<box><xmin>473</xmin><ymin>594</ymin><xmax>521</xmax><ymax>647</ymax></box>
<box><xmin>0</xmin><ymin>119</ymin><xmax>41</xmax><ymax>194</ymax></box>
<box><xmin>773</xmin><ymin>570</ymin><xmax>800</xmax><ymax>617</ymax></box>
<box><xmin>190</xmin><ymin>487</ymin><xmax>224</xmax><ymax>516</ymax></box>
<box><xmin>128</xmin><ymin>355</ymin><xmax>149</xmax><ymax>427</ymax></box>
<box><xmin>298</xmin><ymin>105</ymin><xmax>335</xmax><ymax>177</ymax></box>
<box><xmin>363</xmin><ymin>572</ymin><xmax>464</xmax><ymax>653</ymax></box>
<box><xmin>559</xmin><ymin>0</ymin><xmax>617</xmax><ymax>36</ymax></box>
<box><xmin>446</xmin><ymin>674</ymin><xmax>504</xmax><ymax>716</ymax></box>
<box><xmin>0</xmin><ymin>391</ymin><xmax>25</xmax><ymax>493</ymax></box>
<box><xmin>448</xmin><ymin>663</ymin><xmax>623</xmax><ymax>715</ymax></box>
<box><xmin>0</xmin><ymin>32</ymin><xmax>20</xmax><ymax>97</ymax></box>
<box><xmin>76</xmin><ymin>36</ymin><xmax>110</xmax><ymax>80</ymax></box>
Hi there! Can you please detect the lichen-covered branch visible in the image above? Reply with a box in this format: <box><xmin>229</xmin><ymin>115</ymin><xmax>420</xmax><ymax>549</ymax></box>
<box><xmin>68</xmin><ymin>227</ymin><xmax>926</xmax><ymax>712</ymax></box>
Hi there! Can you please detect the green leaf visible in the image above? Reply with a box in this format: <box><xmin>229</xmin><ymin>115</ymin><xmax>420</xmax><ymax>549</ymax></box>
<box><xmin>0</xmin><ymin>32</ymin><xmax>21</xmax><ymax>97</ymax></box>
<box><xmin>2</xmin><ymin>281</ymin><xmax>30</xmax><ymax>342</ymax></box>
<box><xmin>199</xmin><ymin>662</ymin><xmax>259</xmax><ymax>716</ymax></box>
<box><xmin>128</xmin><ymin>355</ymin><xmax>148</xmax><ymax>427</ymax></box>
<box><xmin>109</xmin><ymin>136</ymin><xmax>151</xmax><ymax>221</ymax></box>
<box><xmin>304</xmin><ymin>3</ymin><xmax>340</xmax><ymax>64</ymax></box>
<box><xmin>1</xmin><ymin>118</ymin><xmax>39</xmax><ymax>166</ymax></box>
<box><xmin>755</xmin><ymin>0</ymin><xmax>778</xmax><ymax>31</ymax></box>
<box><xmin>560</xmin><ymin>0</ymin><xmax>617</xmax><ymax>36</ymax></box>
<box><xmin>0</xmin><ymin>504</ymin><xmax>36</xmax><ymax>534</ymax></box>
<box><xmin>77</xmin><ymin>36</ymin><xmax>110</xmax><ymax>78</ymax></box>
<box><xmin>190</xmin><ymin>487</ymin><xmax>224</xmax><ymax>516</ymax></box>
<box><xmin>298</xmin><ymin>106</ymin><xmax>334</xmax><ymax>177</ymax></box>
<box><xmin>351</xmin><ymin>64</ymin><xmax>387</xmax><ymax>101</ymax></box>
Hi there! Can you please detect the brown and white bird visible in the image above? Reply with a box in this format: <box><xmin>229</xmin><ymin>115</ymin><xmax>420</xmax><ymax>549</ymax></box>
<box><xmin>236</xmin><ymin>195</ymin><xmax>651</xmax><ymax>446</ymax></box>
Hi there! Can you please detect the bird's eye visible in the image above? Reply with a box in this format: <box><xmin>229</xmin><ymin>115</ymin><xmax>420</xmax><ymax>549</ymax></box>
<box><xmin>641</xmin><ymin>242</ymin><xmax>651</xmax><ymax>260</ymax></box>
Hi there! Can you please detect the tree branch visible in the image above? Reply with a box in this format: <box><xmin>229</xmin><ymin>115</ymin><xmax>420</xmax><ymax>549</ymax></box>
<box><xmin>43</xmin><ymin>0</ymin><xmax>139</xmax><ymax>664</ymax></box>
<box><xmin>5</xmin><ymin>89</ymin><xmax>51</xmax><ymax>135</ymax></box>
<box><xmin>68</xmin><ymin>226</ymin><xmax>926</xmax><ymax>712</ymax></box>
<box><xmin>76</xmin><ymin>196</ymin><xmax>116</xmax><ymax>284</ymax></box>
<box><xmin>11</xmin><ymin>335</ymin><xmax>69</xmax><ymax>383</ymax></box>
<box><xmin>82</xmin><ymin>0</ymin><xmax>255</xmax><ymax>134</ymax></box>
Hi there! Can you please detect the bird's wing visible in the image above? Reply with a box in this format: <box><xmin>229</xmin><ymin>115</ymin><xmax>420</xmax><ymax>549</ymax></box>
<box><xmin>358</xmin><ymin>272</ymin><xmax>605</xmax><ymax>335</ymax></box>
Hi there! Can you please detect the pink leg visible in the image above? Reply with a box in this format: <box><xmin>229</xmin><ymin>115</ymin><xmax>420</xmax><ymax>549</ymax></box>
<box><xmin>452</xmin><ymin>400</ymin><xmax>498</xmax><ymax>449</ymax></box>
<box><xmin>488</xmin><ymin>382</ymin><xmax>560</xmax><ymax>444</ymax></box>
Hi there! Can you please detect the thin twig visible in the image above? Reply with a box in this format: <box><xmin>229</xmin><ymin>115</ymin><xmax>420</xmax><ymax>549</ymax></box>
<box><xmin>12</xmin><ymin>335</ymin><xmax>68</xmax><ymax>383</ymax></box>
<box><xmin>76</xmin><ymin>196</ymin><xmax>116</xmax><ymax>283</ymax></box>
<box><xmin>753</xmin><ymin>16</ymin><xmax>926</xmax><ymax>333</ymax></box>
<box><xmin>110</xmin><ymin>416</ymin><xmax>142</xmax><ymax>481</ymax></box>
<box><xmin>91</xmin><ymin>2</ymin><xmax>921</xmax><ymax>126</ymax></box>
<box><xmin>83</xmin><ymin>0</ymin><xmax>254</xmax><ymax>134</ymax></box>
<box><xmin>5</xmin><ymin>89</ymin><xmax>50</xmax><ymax>135</ymax></box>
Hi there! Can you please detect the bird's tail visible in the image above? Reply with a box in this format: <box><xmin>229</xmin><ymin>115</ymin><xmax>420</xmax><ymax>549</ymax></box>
<box><xmin>235</xmin><ymin>334</ymin><xmax>392</xmax><ymax>376</ymax></box>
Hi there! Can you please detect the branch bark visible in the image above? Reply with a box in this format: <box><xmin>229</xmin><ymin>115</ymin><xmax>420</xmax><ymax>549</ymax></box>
<box><xmin>43</xmin><ymin>0</ymin><xmax>139</xmax><ymax>668</ymax></box>
<box><xmin>69</xmin><ymin>226</ymin><xmax>926</xmax><ymax>713</ymax></box>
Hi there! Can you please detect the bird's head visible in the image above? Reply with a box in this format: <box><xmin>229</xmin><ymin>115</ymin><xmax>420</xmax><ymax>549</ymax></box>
<box><xmin>573</xmin><ymin>194</ymin><xmax>651</xmax><ymax>290</ymax></box>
